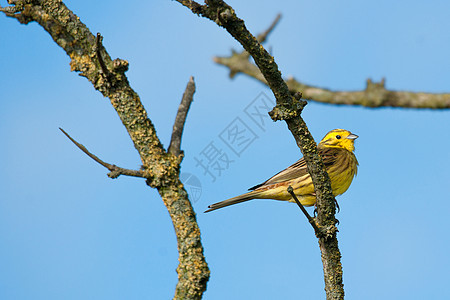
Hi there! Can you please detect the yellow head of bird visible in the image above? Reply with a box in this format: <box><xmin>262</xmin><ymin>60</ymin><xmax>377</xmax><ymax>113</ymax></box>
<box><xmin>319</xmin><ymin>129</ymin><xmax>358</xmax><ymax>152</ymax></box>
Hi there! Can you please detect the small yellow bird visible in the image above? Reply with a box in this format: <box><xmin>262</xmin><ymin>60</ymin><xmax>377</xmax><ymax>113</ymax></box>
<box><xmin>205</xmin><ymin>129</ymin><xmax>358</xmax><ymax>212</ymax></box>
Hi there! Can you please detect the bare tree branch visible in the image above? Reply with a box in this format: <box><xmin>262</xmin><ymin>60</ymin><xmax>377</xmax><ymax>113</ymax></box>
<box><xmin>177</xmin><ymin>1</ymin><xmax>344</xmax><ymax>299</ymax></box>
<box><xmin>168</xmin><ymin>76</ymin><xmax>196</xmax><ymax>156</ymax></box>
<box><xmin>59</xmin><ymin>128</ymin><xmax>144</xmax><ymax>179</ymax></box>
<box><xmin>213</xmin><ymin>16</ymin><xmax>450</xmax><ymax>109</ymax></box>
<box><xmin>1</xmin><ymin>1</ymin><xmax>209</xmax><ymax>299</ymax></box>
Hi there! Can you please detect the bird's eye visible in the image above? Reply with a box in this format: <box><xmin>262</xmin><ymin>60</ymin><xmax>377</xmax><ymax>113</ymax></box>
<box><xmin>336</xmin><ymin>135</ymin><xmax>341</xmax><ymax>139</ymax></box>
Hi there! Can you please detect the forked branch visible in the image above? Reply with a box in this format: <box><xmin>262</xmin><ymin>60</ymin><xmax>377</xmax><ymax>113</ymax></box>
<box><xmin>1</xmin><ymin>1</ymin><xmax>209</xmax><ymax>298</ymax></box>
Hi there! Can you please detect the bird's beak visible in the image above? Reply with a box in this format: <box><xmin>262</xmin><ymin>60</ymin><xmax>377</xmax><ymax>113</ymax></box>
<box><xmin>346</xmin><ymin>133</ymin><xmax>358</xmax><ymax>140</ymax></box>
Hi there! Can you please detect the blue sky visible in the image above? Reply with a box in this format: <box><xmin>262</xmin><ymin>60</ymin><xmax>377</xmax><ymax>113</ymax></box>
<box><xmin>1</xmin><ymin>1</ymin><xmax>450</xmax><ymax>299</ymax></box>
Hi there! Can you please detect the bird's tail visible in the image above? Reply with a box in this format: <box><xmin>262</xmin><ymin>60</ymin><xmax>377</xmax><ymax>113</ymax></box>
<box><xmin>204</xmin><ymin>190</ymin><xmax>261</xmax><ymax>213</ymax></box>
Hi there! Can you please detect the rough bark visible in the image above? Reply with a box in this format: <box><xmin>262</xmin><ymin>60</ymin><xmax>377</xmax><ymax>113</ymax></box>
<box><xmin>1</xmin><ymin>1</ymin><xmax>209</xmax><ymax>299</ymax></box>
<box><xmin>176</xmin><ymin>0</ymin><xmax>344</xmax><ymax>299</ymax></box>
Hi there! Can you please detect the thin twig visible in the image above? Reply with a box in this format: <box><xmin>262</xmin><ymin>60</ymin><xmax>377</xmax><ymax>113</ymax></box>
<box><xmin>168</xmin><ymin>76</ymin><xmax>196</xmax><ymax>156</ymax></box>
<box><xmin>59</xmin><ymin>128</ymin><xmax>144</xmax><ymax>179</ymax></box>
<box><xmin>256</xmin><ymin>13</ymin><xmax>281</xmax><ymax>43</ymax></box>
<box><xmin>287</xmin><ymin>186</ymin><xmax>321</xmax><ymax>236</ymax></box>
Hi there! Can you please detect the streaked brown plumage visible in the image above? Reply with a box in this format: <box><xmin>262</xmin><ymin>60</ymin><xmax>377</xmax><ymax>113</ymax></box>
<box><xmin>205</xmin><ymin>129</ymin><xmax>358</xmax><ymax>212</ymax></box>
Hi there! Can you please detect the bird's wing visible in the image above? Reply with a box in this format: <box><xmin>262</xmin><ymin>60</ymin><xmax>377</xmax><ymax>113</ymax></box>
<box><xmin>248</xmin><ymin>158</ymin><xmax>309</xmax><ymax>190</ymax></box>
<box><xmin>248</xmin><ymin>147</ymin><xmax>340</xmax><ymax>190</ymax></box>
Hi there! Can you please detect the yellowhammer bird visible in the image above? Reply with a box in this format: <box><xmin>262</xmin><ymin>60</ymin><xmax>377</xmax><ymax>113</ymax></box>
<box><xmin>205</xmin><ymin>129</ymin><xmax>358</xmax><ymax>212</ymax></box>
